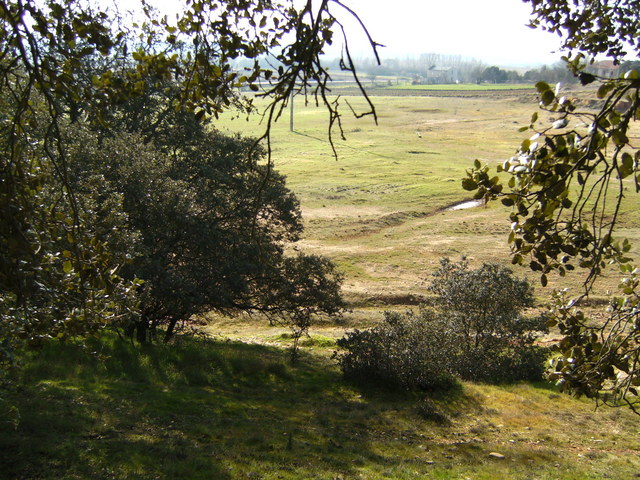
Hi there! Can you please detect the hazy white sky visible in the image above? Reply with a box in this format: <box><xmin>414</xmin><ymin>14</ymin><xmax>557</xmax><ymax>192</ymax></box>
<box><xmin>149</xmin><ymin>0</ymin><xmax>564</xmax><ymax>67</ymax></box>
<box><xmin>330</xmin><ymin>0</ymin><xmax>563</xmax><ymax>67</ymax></box>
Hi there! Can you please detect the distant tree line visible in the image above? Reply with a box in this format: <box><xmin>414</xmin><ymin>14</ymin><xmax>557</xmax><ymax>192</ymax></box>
<box><xmin>345</xmin><ymin>53</ymin><xmax>640</xmax><ymax>85</ymax></box>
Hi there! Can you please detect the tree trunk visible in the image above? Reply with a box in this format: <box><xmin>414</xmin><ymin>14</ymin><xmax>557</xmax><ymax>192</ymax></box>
<box><xmin>164</xmin><ymin>317</ymin><xmax>178</xmax><ymax>343</ymax></box>
<box><xmin>124</xmin><ymin>318</ymin><xmax>150</xmax><ymax>344</ymax></box>
<box><xmin>136</xmin><ymin>320</ymin><xmax>149</xmax><ymax>344</ymax></box>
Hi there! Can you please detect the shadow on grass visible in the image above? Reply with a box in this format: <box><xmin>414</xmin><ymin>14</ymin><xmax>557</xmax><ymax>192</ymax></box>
<box><xmin>2</xmin><ymin>335</ymin><xmax>575</xmax><ymax>479</ymax></box>
<box><xmin>2</xmin><ymin>335</ymin><xmax>463</xmax><ymax>480</ymax></box>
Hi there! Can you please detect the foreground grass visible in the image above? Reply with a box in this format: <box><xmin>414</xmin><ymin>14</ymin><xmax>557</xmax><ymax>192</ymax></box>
<box><xmin>2</xmin><ymin>334</ymin><xmax>639</xmax><ymax>480</ymax></box>
<box><xmin>4</xmin><ymin>89</ymin><xmax>637</xmax><ymax>480</ymax></box>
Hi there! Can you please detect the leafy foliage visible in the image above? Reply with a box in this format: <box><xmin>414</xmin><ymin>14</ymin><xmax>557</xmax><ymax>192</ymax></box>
<box><xmin>335</xmin><ymin>259</ymin><xmax>548</xmax><ymax>390</ymax></box>
<box><xmin>0</xmin><ymin>101</ymin><xmax>141</xmax><ymax>364</ymax></box>
<box><xmin>464</xmin><ymin>1</ymin><xmax>640</xmax><ymax>411</ymax></box>
<box><xmin>262</xmin><ymin>254</ymin><xmax>345</xmax><ymax>361</ymax></box>
<box><xmin>428</xmin><ymin>259</ymin><xmax>548</xmax><ymax>382</ymax></box>
<box><xmin>526</xmin><ymin>0</ymin><xmax>640</xmax><ymax>61</ymax></box>
<box><xmin>1</xmin><ymin>0</ymin><xmax>376</xmax><ymax>369</ymax></box>
<box><xmin>429</xmin><ymin>258</ymin><xmax>536</xmax><ymax>344</ymax></box>
<box><xmin>335</xmin><ymin>309</ymin><xmax>459</xmax><ymax>392</ymax></box>
<box><xmin>66</xmin><ymin>121</ymin><xmax>345</xmax><ymax>347</ymax></box>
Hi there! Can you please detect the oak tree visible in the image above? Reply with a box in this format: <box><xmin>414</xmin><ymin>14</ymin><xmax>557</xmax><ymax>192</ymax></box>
<box><xmin>465</xmin><ymin>0</ymin><xmax>640</xmax><ymax>412</ymax></box>
<box><xmin>1</xmin><ymin>0</ymin><xmax>376</xmax><ymax>365</ymax></box>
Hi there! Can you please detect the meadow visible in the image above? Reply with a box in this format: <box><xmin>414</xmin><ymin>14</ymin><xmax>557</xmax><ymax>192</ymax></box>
<box><xmin>2</xmin><ymin>86</ymin><xmax>640</xmax><ymax>479</ymax></box>
<box><xmin>219</xmin><ymin>86</ymin><xmax>640</xmax><ymax>305</ymax></box>
<box><xmin>385</xmin><ymin>83</ymin><xmax>534</xmax><ymax>91</ymax></box>
<box><xmin>3</xmin><ymin>333</ymin><xmax>639</xmax><ymax>480</ymax></box>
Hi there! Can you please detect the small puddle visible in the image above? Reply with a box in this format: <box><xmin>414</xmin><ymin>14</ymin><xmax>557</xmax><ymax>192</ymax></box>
<box><xmin>446</xmin><ymin>200</ymin><xmax>483</xmax><ymax>211</ymax></box>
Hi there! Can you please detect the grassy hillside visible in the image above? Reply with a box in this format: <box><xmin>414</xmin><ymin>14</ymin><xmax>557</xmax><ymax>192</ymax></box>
<box><xmin>2</xmin><ymin>334</ymin><xmax>639</xmax><ymax>480</ymax></box>
<box><xmin>217</xmin><ymin>88</ymin><xmax>640</xmax><ymax>304</ymax></box>
<box><xmin>3</xmin><ymin>88</ymin><xmax>639</xmax><ymax>480</ymax></box>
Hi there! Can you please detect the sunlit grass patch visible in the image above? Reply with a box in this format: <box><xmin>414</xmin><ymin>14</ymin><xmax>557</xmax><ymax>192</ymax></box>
<box><xmin>215</xmin><ymin>92</ymin><xmax>640</xmax><ymax>304</ymax></box>
<box><xmin>2</xmin><ymin>333</ymin><xmax>639</xmax><ymax>479</ymax></box>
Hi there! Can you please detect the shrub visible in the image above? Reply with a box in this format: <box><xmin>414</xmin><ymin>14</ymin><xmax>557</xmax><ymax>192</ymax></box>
<box><xmin>450</xmin><ymin>337</ymin><xmax>549</xmax><ymax>383</ymax></box>
<box><xmin>428</xmin><ymin>258</ymin><xmax>548</xmax><ymax>382</ymax></box>
<box><xmin>335</xmin><ymin>310</ymin><xmax>459</xmax><ymax>392</ymax></box>
<box><xmin>414</xmin><ymin>397</ymin><xmax>450</xmax><ymax>424</ymax></box>
<box><xmin>336</xmin><ymin>259</ymin><xmax>549</xmax><ymax>389</ymax></box>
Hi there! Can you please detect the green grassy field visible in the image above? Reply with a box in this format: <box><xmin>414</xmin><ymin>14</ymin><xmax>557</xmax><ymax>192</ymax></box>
<box><xmin>3</xmin><ymin>87</ymin><xmax>640</xmax><ymax>479</ymax></box>
<box><xmin>386</xmin><ymin>83</ymin><xmax>533</xmax><ymax>91</ymax></box>
<box><xmin>2</xmin><ymin>334</ymin><xmax>639</xmax><ymax>480</ymax></box>
<box><xmin>218</xmin><ymin>88</ymin><xmax>640</xmax><ymax>304</ymax></box>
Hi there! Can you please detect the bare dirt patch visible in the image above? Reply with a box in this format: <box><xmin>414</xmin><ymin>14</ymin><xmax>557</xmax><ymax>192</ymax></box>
<box><xmin>301</xmin><ymin>205</ymin><xmax>391</xmax><ymax>219</ymax></box>
<box><xmin>411</xmin><ymin>108</ymin><xmax>445</xmax><ymax>113</ymax></box>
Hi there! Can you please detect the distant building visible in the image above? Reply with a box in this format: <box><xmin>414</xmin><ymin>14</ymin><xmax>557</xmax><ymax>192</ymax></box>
<box><xmin>426</xmin><ymin>65</ymin><xmax>458</xmax><ymax>84</ymax></box>
<box><xmin>588</xmin><ymin>60</ymin><xmax>620</xmax><ymax>78</ymax></box>
<box><xmin>413</xmin><ymin>66</ymin><xmax>459</xmax><ymax>85</ymax></box>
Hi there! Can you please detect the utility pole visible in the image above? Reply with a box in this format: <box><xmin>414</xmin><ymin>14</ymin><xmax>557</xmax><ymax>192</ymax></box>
<box><xmin>289</xmin><ymin>89</ymin><xmax>294</xmax><ymax>132</ymax></box>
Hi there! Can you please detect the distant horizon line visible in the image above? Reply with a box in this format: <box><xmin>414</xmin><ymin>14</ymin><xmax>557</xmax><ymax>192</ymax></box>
<box><xmin>321</xmin><ymin>51</ymin><xmax>640</xmax><ymax>70</ymax></box>
<box><xmin>320</xmin><ymin>52</ymin><xmax>564</xmax><ymax>70</ymax></box>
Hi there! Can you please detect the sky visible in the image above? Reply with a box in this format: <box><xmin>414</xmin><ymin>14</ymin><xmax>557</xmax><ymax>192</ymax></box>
<box><xmin>148</xmin><ymin>0</ymin><xmax>564</xmax><ymax>68</ymax></box>
<box><xmin>328</xmin><ymin>0</ymin><xmax>563</xmax><ymax>67</ymax></box>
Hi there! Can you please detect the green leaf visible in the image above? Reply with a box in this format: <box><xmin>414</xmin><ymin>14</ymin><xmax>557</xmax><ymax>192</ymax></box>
<box><xmin>461</xmin><ymin>178</ymin><xmax>478</xmax><ymax>191</ymax></box>
<box><xmin>535</xmin><ymin>81</ymin><xmax>550</xmax><ymax>93</ymax></box>
<box><xmin>63</xmin><ymin>260</ymin><xmax>73</xmax><ymax>274</ymax></box>
<box><xmin>579</xmin><ymin>72</ymin><xmax>596</xmax><ymax>85</ymax></box>
<box><xmin>608</xmin><ymin>111</ymin><xmax>621</xmax><ymax>126</ymax></box>
<box><xmin>611</xmin><ymin>130</ymin><xmax>629</xmax><ymax>146</ymax></box>
<box><xmin>540</xmin><ymin>274</ymin><xmax>548</xmax><ymax>287</ymax></box>
<box><xmin>598</xmin><ymin>117</ymin><xmax>611</xmax><ymax>129</ymax></box>
<box><xmin>597</xmin><ymin>83</ymin><xmax>614</xmax><ymax>99</ymax></box>
<box><xmin>540</xmin><ymin>90</ymin><xmax>555</xmax><ymax>106</ymax></box>
<box><xmin>624</xmin><ymin>69</ymin><xmax>639</xmax><ymax>80</ymax></box>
